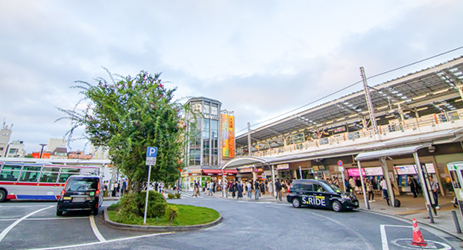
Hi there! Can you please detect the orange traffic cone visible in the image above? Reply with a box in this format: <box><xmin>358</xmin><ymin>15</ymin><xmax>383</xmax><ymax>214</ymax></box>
<box><xmin>411</xmin><ymin>218</ymin><xmax>427</xmax><ymax>246</ymax></box>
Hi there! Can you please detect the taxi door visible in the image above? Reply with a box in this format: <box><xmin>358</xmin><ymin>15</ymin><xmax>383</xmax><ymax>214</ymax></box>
<box><xmin>300</xmin><ymin>184</ymin><xmax>314</xmax><ymax>206</ymax></box>
<box><xmin>312</xmin><ymin>183</ymin><xmax>329</xmax><ymax>208</ymax></box>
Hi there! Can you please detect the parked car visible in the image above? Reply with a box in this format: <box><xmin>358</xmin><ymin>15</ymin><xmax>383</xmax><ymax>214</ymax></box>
<box><xmin>287</xmin><ymin>179</ymin><xmax>359</xmax><ymax>212</ymax></box>
<box><xmin>56</xmin><ymin>175</ymin><xmax>103</xmax><ymax>216</ymax></box>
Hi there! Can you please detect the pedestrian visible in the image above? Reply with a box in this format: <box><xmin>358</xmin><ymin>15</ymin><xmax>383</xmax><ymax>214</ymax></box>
<box><xmin>408</xmin><ymin>175</ymin><xmax>418</xmax><ymax>198</ymax></box>
<box><xmin>260</xmin><ymin>181</ymin><xmax>265</xmax><ymax>195</ymax></box>
<box><xmin>349</xmin><ymin>176</ymin><xmax>356</xmax><ymax>193</ymax></box>
<box><xmin>254</xmin><ymin>180</ymin><xmax>260</xmax><ymax>200</ymax></box>
<box><xmin>275</xmin><ymin>179</ymin><xmax>282</xmax><ymax>201</ymax></box>
<box><xmin>232</xmin><ymin>181</ymin><xmax>236</xmax><ymax>198</ymax></box>
<box><xmin>366</xmin><ymin>178</ymin><xmax>374</xmax><ymax>202</ymax></box>
<box><xmin>208</xmin><ymin>181</ymin><xmax>213</xmax><ymax>196</ymax></box>
<box><xmin>429</xmin><ymin>176</ymin><xmax>440</xmax><ymax>210</ymax></box>
<box><xmin>121</xmin><ymin>179</ymin><xmax>127</xmax><ymax>196</ymax></box>
<box><xmin>247</xmin><ymin>181</ymin><xmax>252</xmax><ymax>199</ymax></box>
<box><xmin>267</xmin><ymin>180</ymin><xmax>273</xmax><ymax>195</ymax></box>
<box><xmin>237</xmin><ymin>181</ymin><xmax>243</xmax><ymax>199</ymax></box>
<box><xmin>154</xmin><ymin>182</ymin><xmax>159</xmax><ymax>192</ymax></box>
<box><xmin>222</xmin><ymin>181</ymin><xmax>228</xmax><ymax>198</ymax></box>
<box><xmin>380</xmin><ymin>178</ymin><xmax>392</xmax><ymax>206</ymax></box>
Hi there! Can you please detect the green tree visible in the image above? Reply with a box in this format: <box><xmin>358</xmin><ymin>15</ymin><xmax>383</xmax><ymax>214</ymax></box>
<box><xmin>58</xmin><ymin>70</ymin><xmax>190</xmax><ymax>192</ymax></box>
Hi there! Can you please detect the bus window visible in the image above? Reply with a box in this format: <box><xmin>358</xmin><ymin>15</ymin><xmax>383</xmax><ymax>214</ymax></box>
<box><xmin>43</xmin><ymin>167</ymin><xmax>60</xmax><ymax>172</ymax></box>
<box><xmin>22</xmin><ymin>166</ymin><xmax>42</xmax><ymax>171</ymax></box>
<box><xmin>0</xmin><ymin>165</ymin><xmax>22</xmax><ymax>181</ymax></box>
<box><xmin>58</xmin><ymin>173</ymin><xmax>77</xmax><ymax>183</ymax></box>
<box><xmin>19</xmin><ymin>171</ymin><xmax>40</xmax><ymax>182</ymax></box>
<box><xmin>60</xmin><ymin>168</ymin><xmax>80</xmax><ymax>173</ymax></box>
<box><xmin>39</xmin><ymin>172</ymin><xmax>59</xmax><ymax>183</ymax></box>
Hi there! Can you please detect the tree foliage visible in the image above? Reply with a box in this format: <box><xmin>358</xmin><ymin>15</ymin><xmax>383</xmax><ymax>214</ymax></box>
<box><xmin>58</xmin><ymin>70</ymin><xmax>190</xmax><ymax>191</ymax></box>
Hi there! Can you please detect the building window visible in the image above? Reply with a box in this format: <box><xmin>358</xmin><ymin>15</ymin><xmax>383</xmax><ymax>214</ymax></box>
<box><xmin>203</xmin><ymin>119</ymin><xmax>210</xmax><ymax>166</ymax></box>
<box><xmin>211</xmin><ymin>119</ymin><xmax>219</xmax><ymax>166</ymax></box>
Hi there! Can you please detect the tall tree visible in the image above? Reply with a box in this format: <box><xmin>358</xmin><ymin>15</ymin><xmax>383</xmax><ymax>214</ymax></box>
<box><xmin>57</xmin><ymin>70</ymin><xmax>190</xmax><ymax>191</ymax></box>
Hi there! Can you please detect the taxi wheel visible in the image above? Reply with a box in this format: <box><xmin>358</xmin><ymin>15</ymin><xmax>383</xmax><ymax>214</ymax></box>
<box><xmin>332</xmin><ymin>201</ymin><xmax>342</xmax><ymax>212</ymax></box>
<box><xmin>56</xmin><ymin>210</ymin><xmax>63</xmax><ymax>216</ymax></box>
<box><xmin>292</xmin><ymin>197</ymin><xmax>301</xmax><ymax>208</ymax></box>
<box><xmin>93</xmin><ymin>208</ymin><xmax>99</xmax><ymax>215</ymax></box>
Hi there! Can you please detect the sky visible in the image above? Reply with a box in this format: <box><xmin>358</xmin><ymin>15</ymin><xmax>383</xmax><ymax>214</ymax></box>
<box><xmin>1</xmin><ymin>0</ymin><xmax>463</xmax><ymax>154</ymax></box>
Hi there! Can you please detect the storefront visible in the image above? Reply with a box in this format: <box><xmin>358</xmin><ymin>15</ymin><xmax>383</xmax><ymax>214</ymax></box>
<box><xmin>394</xmin><ymin>163</ymin><xmax>436</xmax><ymax>193</ymax></box>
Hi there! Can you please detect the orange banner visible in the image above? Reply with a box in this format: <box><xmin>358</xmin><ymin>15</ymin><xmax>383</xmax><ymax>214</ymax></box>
<box><xmin>228</xmin><ymin>115</ymin><xmax>235</xmax><ymax>158</ymax></box>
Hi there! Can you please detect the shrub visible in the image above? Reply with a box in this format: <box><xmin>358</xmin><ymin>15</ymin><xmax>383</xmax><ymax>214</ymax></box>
<box><xmin>174</xmin><ymin>193</ymin><xmax>181</xmax><ymax>199</ymax></box>
<box><xmin>166</xmin><ymin>205</ymin><xmax>179</xmax><ymax>221</ymax></box>
<box><xmin>139</xmin><ymin>191</ymin><xmax>167</xmax><ymax>218</ymax></box>
<box><xmin>167</xmin><ymin>193</ymin><xmax>175</xmax><ymax>199</ymax></box>
<box><xmin>115</xmin><ymin>192</ymin><xmax>142</xmax><ymax>223</ymax></box>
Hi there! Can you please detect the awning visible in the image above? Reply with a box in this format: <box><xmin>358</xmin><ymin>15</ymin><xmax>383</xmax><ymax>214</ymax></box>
<box><xmin>202</xmin><ymin>169</ymin><xmax>222</xmax><ymax>175</ymax></box>
<box><xmin>354</xmin><ymin>144</ymin><xmax>431</xmax><ymax>162</ymax></box>
<box><xmin>224</xmin><ymin>169</ymin><xmax>237</xmax><ymax>174</ymax></box>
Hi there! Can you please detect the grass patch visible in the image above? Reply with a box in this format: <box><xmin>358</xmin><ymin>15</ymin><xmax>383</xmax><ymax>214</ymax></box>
<box><xmin>108</xmin><ymin>204</ymin><xmax>220</xmax><ymax>226</ymax></box>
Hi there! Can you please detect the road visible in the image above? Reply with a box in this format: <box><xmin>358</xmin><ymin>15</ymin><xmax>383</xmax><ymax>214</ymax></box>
<box><xmin>0</xmin><ymin>193</ymin><xmax>461</xmax><ymax>250</ymax></box>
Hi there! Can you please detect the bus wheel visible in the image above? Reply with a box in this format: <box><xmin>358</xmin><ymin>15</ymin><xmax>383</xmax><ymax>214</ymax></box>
<box><xmin>0</xmin><ymin>190</ymin><xmax>6</xmax><ymax>202</ymax></box>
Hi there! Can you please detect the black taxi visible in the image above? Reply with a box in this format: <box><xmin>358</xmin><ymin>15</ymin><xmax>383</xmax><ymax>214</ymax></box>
<box><xmin>287</xmin><ymin>179</ymin><xmax>359</xmax><ymax>212</ymax></box>
<box><xmin>56</xmin><ymin>175</ymin><xmax>103</xmax><ymax>216</ymax></box>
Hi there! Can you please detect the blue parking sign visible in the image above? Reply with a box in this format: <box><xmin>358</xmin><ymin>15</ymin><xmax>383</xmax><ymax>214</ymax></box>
<box><xmin>146</xmin><ymin>147</ymin><xmax>157</xmax><ymax>158</ymax></box>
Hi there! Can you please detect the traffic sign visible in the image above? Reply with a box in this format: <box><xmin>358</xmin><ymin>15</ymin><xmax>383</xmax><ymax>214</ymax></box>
<box><xmin>146</xmin><ymin>147</ymin><xmax>157</xmax><ymax>166</ymax></box>
<box><xmin>337</xmin><ymin>160</ymin><xmax>343</xmax><ymax>166</ymax></box>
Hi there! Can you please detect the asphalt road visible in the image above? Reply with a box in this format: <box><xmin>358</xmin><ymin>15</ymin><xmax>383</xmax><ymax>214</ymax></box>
<box><xmin>0</xmin><ymin>193</ymin><xmax>461</xmax><ymax>250</ymax></box>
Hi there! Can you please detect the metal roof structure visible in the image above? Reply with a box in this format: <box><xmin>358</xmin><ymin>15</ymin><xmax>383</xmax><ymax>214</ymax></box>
<box><xmin>236</xmin><ymin>56</ymin><xmax>463</xmax><ymax>148</ymax></box>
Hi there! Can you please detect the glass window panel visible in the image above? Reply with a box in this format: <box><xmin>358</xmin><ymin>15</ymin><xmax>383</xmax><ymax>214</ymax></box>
<box><xmin>19</xmin><ymin>171</ymin><xmax>39</xmax><ymax>182</ymax></box>
<box><xmin>1</xmin><ymin>165</ymin><xmax>22</xmax><ymax>171</ymax></box>
<box><xmin>40</xmin><ymin>172</ymin><xmax>59</xmax><ymax>183</ymax></box>
<box><xmin>22</xmin><ymin>166</ymin><xmax>42</xmax><ymax>171</ymax></box>
<box><xmin>211</xmin><ymin>104</ymin><xmax>218</xmax><ymax>116</ymax></box>
<box><xmin>58</xmin><ymin>173</ymin><xmax>78</xmax><ymax>183</ymax></box>
<box><xmin>0</xmin><ymin>170</ymin><xmax>20</xmax><ymax>181</ymax></box>
<box><xmin>43</xmin><ymin>167</ymin><xmax>60</xmax><ymax>172</ymax></box>
<box><xmin>60</xmin><ymin>168</ymin><xmax>81</xmax><ymax>173</ymax></box>
<box><xmin>203</xmin><ymin>102</ymin><xmax>210</xmax><ymax>114</ymax></box>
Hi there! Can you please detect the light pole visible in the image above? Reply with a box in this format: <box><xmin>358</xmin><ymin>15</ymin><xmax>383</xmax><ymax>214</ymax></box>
<box><xmin>39</xmin><ymin>144</ymin><xmax>47</xmax><ymax>158</ymax></box>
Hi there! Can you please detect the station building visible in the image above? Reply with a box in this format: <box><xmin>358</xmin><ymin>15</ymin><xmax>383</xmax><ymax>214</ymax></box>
<box><xmin>223</xmin><ymin>56</ymin><xmax>463</xmax><ymax>207</ymax></box>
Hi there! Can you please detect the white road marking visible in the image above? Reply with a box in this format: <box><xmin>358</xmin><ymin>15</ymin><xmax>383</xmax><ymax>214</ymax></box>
<box><xmin>0</xmin><ymin>217</ymin><xmax>88</xmax><ymax>222</ymax></box>
<box><xmin>0</xmin><ymin>205</ymin><xmax>53</xmax><ymax>242</ymax></box>
<box><xmin>29</xmin><ymin>232</ymin><xmax>173</xmax><ymax>250</ymax></box>
<box><xmin>380</xmin><ymin>225</ymin><xmax>389</xmax><ymax>250</ymax></box>
<box><xmin>89</xmin><ymin>215</ymin><xmax>106</xmax><ymax>242</ymax></box>
<box><xmin>0</xmin><ymin>205</ymin><xmax>52</xmax><ymax>208</ymax></box>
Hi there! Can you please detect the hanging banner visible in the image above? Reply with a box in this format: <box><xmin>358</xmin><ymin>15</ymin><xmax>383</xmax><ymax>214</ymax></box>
<box><xmin>228</xmin><ymin>115</ymin><xmax>235</xmax><ymax>158</ymax></box>
<box><xmin>222</xmin><ymin>114</ymin><xmax>229</xmax><ymax>157</ymax></box>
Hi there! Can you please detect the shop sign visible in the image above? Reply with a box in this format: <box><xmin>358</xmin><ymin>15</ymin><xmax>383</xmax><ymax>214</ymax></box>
<box><xmin>254</xmin><ymin>168</ymin><xmax>263</xmax><ymax>172</ymax></box>
<box><xmin>395</xmin><ymin>164</ymin><xmax>436</xmax><ymax>175</ymax></box>
<box><xmin>277</xmin><ymin>164</ymin><xmax>289</xmax><ymax>170</ymax></box>
<box><xmin>347</xmin><ymin>168</ymin><xmax>366</xmax><ymax>177</ymax></box>
<box><xmin>238</xmin><ymin>168</ymin><xmax>253</xmax><ymax>173</ymax></box>
<box><xmin>364</xmin><ymin>167</ymin><xmax>383</xmax><ymax>176</ymax></box>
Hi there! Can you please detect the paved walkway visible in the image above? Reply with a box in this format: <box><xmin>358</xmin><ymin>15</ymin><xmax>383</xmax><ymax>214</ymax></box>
<box><xmin>200</xmin><ymin>190</ymin><xmax>463</xmax><ymax>240</ymax></box>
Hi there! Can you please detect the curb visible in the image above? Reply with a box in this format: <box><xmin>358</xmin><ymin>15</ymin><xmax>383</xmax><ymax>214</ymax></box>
<box><xmin>359</xmin><ymin>208</ymin><xmax>463</xmax><ymax>241</ymax></box>
<box><xmin>103</xmin><ymin>208</ymin><xmax>223</xmax><ymax>232</ymax></box>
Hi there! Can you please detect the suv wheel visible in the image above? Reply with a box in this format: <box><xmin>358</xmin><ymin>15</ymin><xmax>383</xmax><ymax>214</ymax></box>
<box><xmin>332</xmin><ymin>201</ymin><xmax>342</xmax><ymax>212</ymax></box>
<box><xmin>292</xmin><ymin>198</ymin><xmax>301</xmax><ymax>208</ymax></box>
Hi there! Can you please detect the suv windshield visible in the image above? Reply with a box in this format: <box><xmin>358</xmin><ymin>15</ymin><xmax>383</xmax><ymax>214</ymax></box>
<box><xmin>66</xmin><ymin>178</ymin><xmax>98</xmax><ymax>192</ymax></box>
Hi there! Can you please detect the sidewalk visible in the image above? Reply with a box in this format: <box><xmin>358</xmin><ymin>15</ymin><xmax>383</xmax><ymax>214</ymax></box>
<box><xmin>356</xmin><ymin>193</ymin><xmax>463</xmax><ymax>240</ymax></box>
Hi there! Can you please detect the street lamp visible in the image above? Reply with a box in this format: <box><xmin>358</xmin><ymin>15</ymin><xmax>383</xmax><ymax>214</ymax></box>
<box><xmin>39</xmin><ymin>144</ymin><xmax>47</xmax><ymax>158</ymax></box>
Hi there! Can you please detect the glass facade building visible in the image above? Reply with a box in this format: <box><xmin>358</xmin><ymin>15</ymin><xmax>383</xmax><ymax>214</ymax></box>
<box><xmin>185</xmin><ymin>97</ymin><xmax>222</xmax><ymax>168</ymax></box>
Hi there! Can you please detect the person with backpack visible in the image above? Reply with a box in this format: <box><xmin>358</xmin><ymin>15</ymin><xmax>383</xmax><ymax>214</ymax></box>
<box><xmin>275</xmin><ymin>179</ymin><xmax>282</xmax><ymax>201</ymax></box>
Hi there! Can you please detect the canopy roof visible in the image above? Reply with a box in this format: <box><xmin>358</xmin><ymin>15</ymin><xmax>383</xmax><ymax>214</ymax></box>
<box><xmin>236</xmin><ymin>57</ymin><xmax>463</xmax><ymax>148</ymax></box>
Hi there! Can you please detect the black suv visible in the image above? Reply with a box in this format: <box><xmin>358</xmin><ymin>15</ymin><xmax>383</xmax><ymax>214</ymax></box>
<box><xmin>56</xmin><ymin>175</ymin><xmax>103</xmax><ymax>216</ymax></box>
<box><xmin>287</xmin><ymin>179</ymin><xmax>359</xmax><ymax>212</ymax></box>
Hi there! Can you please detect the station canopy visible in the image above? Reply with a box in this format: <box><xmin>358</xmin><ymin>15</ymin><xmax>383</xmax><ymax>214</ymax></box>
<box><xmin>236</xmin><ymin>57</ymin><xmax>463</xmax><ymax>148</ymax></box>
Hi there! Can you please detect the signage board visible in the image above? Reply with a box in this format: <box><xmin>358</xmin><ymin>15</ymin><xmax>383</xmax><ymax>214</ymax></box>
<box><xmin>277</xmin><ymin>164</ymin><xmax>289</xmax><ymax>170</ymax></box>
<box><xmin>146</xmin><ymin>147</ymin><xmax>157</xmax><ymax>166</ymax></box>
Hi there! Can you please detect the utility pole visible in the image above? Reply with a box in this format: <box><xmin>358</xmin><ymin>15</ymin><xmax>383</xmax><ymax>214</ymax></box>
<box><xmin>360</xmin><ymin>67</ymin><xmax>380</xmax><ymax>140</ymax></box>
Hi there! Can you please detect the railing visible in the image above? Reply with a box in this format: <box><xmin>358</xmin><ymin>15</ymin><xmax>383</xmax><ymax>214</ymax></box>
<box><xmin>237</xmin><ymin>109</ymin><xmax>463</xmax><ymax>158</ymax></box>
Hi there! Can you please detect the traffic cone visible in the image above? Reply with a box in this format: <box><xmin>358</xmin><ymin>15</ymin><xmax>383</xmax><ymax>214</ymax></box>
<box><xmin>411</xmin><ymin>218</ymin><xmax>427</xmax><ymax>246</ymax></box>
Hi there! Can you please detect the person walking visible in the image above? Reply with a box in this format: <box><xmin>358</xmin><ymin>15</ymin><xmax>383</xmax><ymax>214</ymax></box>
<box><xmin>267</xmin><ymin>180</ymin><xmax>273</xmax><ymax>196</ymax></box>
<box><xmin>348</xmin><ymin>177</ymin><xmax>356</xmax><ymax>193</ymax></box>
<box><xmin>275</xmin><ymin>179</ymin><xmax>282</xmax><ymax>201</ymax></box>
<box><xmin>247</xmin><ymin>181</ymin><xmax>252</xmax><ymax>199</ymax></box>
<box><xmin>380</xmin><ymin>178</ymin><xmax>390</xmax><ymax>206</ymax></box>
<box><xmin>429</xmin><ymin>176</ymin><xmax>440</xmax><ymax>210</ymax></box>
<box><xmin>231</xmin><ymin>181</ymin><xmax>237</xmax><ymax>198</ymax></box>
<box><xmin>260</xmin><ymin>181</ymin><xmax>265</xmax><ymax>196</ymax></box>
<box><xmin>254</xmin><ymin>180</ymin><xmax>260</xmax><ymax>200</ymax></box>
<box><xmin>366</xmin><ymin>178</ymin><xmax>375</xmax><ymax>202</ymax></box>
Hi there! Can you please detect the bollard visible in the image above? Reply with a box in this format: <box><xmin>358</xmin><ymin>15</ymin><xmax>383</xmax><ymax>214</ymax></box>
<box><xmin>427</xmin><ymin>204</ymin><xmax>435</xmax><ymax>223</ymax></box>
<box><xmin>452</xmin><ymin>210</ymin><xmax>462</xmax><ymax>234</ymax></box>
